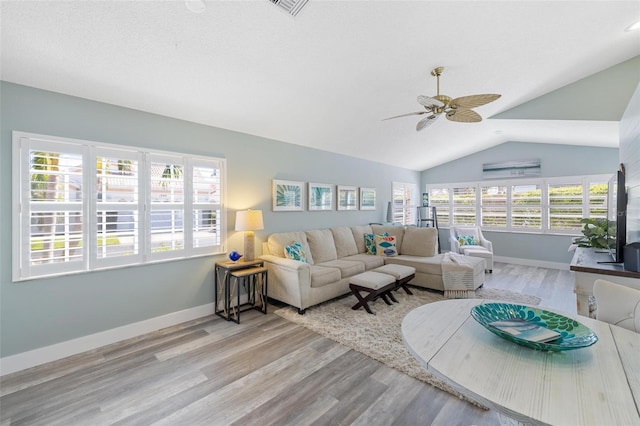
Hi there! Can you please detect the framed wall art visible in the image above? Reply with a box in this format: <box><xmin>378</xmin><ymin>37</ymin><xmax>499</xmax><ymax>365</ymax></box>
<box><xmin>272</xmin><ymin>179</ymin><xmax>304</xmax><ymax>211</ymax></box>
<box><xmin>337</xmin><ymin>185</ymin><xmax>358</xmax><ymax>211</ymax></box>
<box><xmin>308</xmin><ymin>182</ymin><xmax>334</xmax><ymax>211</ymax></box>
<box><xmin>359</xmin><ymin>187</ymin><xmax>376</xmax><ymax>210</ymax></box>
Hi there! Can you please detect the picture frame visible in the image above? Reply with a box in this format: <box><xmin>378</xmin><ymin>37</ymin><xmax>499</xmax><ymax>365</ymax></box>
<box><xmin>359</xmin><ymin>187</ymin><xmax>376</xmax><ymax>210</ymax></box>
<box><xmin>273</xmin><ymin>179</ymin><xmax>304</xmax><ymax>211</ymax></box>
<box><xmin>337</xmin><ymin>185</ymin><xmax>358</xmax><ymax>211</ymax></box>
<box><xmin>308</xmin><ymin>182</ymin><xmax>334</xmax><ymax>211</ymax></box>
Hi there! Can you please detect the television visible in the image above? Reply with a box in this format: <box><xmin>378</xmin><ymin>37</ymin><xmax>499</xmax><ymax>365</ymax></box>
<box><xmin>602</xmin><ymin>169</ymin><xmax>627</xmax><ymax>264</ymax></box>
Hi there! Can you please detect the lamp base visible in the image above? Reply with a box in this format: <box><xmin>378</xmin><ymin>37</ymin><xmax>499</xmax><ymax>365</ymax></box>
<box><xmin>244</xmin><ymin>231</ymin><xmax>255</xmax><ymax>261</ymax></box>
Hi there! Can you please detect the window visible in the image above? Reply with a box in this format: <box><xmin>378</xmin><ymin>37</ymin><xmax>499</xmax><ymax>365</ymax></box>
<box><xmin>511</xmin><ymin>183</ymin><xmax>541</xmax><ymax>230</ymax></box>
<box><xmin>13</xmin><ymin>131</ymin><xmax>226</xmax><ymax>281</ymax></box>
<box><xmin>452</xmin><ymin>186</ymin><xmax>476</xmax><ymax>225</ymax></box>
<box><xmin>548</xmin><ymin>181</ymin><xmax>583</xmax><ymax>231</ymax></box>
<box><xmin>481</xmin><ymin>185</ymin><xmax>507</xmax><ymax>228</ymax></box>
<box><xmin>392</xmin><ymin>182</ymin><xmax>418</xmax><ymax>225</ymax></box>
<box><xmin>426</xmin><ymin>174</ymin><xmax>609</xmax><ymax>235</ymax></box>
<box><xmin>429</xmin><ymin>187</ymin><xmax>450</xmax><ymax>226</ymax></box>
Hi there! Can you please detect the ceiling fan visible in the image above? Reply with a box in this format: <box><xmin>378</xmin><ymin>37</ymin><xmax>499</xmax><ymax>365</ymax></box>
<box><xmin>383</xmin><ymin>67</ymin><xmax>501</xmax><ymax>131</ymax></box>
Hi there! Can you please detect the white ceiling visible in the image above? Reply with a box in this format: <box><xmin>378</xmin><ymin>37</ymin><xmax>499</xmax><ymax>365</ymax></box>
<box><xmin>1</xmin><ymin>1</ymin><xmax>639</xmax><ymax>171</ymax></box>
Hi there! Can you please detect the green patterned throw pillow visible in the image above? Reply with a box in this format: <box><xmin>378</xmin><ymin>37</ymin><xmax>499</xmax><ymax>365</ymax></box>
<box><xmin>364</xmin><ymin>232</ymin><xmax>389</xmax><ymax>255</ymax></box>
<box><xmin>457</xmin><ymin>235</ymin><xmax>478</xmax><ymax>246</ymax></box>
<box><xmin>284</xmin><ymin>241</ymin><xmax>308</xmax><ymax>263</ymax></box>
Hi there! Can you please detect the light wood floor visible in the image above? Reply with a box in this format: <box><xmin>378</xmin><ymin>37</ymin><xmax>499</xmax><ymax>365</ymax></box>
<box><xmin>0</xmin><ymin>263</ymin><xmax>576</xmax><ymax>426</ymax></box>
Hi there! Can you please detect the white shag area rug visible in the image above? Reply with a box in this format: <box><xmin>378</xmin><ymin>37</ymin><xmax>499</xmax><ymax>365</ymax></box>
<box><xmin>274</xmin><ymin>287</ymin><xmax>541</xmax><ymax>407</ymax></box>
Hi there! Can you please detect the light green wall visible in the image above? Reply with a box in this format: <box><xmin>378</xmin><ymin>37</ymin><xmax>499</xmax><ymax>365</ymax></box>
<box><xmin>0</xmin><ymin>81</ymin><xmax>419</xmax><ymax>357</ymax></box>
<box><xmin>421</xmin><ymin>142</ymin><xmax>620</xmax><ymax>264</ymax></box>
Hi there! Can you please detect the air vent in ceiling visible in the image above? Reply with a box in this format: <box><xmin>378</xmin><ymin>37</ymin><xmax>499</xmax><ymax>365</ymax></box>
<box><xmin>269</xmin><ymin>0</ymin><xmax>309</xmax><ymax>17</ymax></box>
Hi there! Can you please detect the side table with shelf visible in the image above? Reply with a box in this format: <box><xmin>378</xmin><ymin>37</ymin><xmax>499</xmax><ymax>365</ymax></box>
<box><xmin>215</xmin><ymin>259</ymin><xmax>268</xmax><ymax>324</ymax></box>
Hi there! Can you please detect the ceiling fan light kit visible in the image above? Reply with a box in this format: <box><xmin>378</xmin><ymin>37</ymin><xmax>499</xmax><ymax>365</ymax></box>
<box><xmin>384</xmin><ymin>66</ymin><xmax>501</xmax><ymax>131</ymax></box>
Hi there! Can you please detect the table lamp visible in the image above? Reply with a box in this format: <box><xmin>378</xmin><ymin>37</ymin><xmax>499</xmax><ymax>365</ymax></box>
<box><xmin>235</xmin><ymin>209</ymin><xmax>264</xmax><ymax>261</ymax></box>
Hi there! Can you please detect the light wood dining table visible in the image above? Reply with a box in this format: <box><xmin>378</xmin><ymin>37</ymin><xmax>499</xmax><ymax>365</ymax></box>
<box><xmin>401</xmin><ymin>299</ymin><xmax>640</xmax><ymax>425</ymax></box>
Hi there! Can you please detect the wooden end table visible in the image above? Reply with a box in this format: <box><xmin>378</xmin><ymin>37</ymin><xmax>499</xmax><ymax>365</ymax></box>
<box><xmin>215</xmin><ymin>259</ymin><xmax>268</xmax><ymax>323</ymax></box>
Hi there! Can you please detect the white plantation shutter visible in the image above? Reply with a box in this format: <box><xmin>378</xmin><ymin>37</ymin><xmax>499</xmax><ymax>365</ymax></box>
<box><xmin>149</xmin><ymin>155</ymin><xmax>186</xmax><ymax>260</ymax></box>
<box><xmin>481</xmin><ymin>185</ymin><xmax>507</xmax><ymax>228</ymax></box>
<box><xmin>192</xmin><ymin>161</ymin><xmax>222</xmax><ymax>253</ymax></box>
<box><xmin>18</xmin><ymin>138</ymin><xmax>87</xmax><ymax>279</ymax></box>
<box><xmin>429</xmin><ymin>187</ymin><xmax>450</xmax><ymax>227</ymax></box>
<box><xmin>13</xmin><ymin>131</ymin><xmax>226</xmax><ymax>281</ymax></box>
<box><xmin>94</xmin><ymin>147</ymin><xmax>143</xmax><ymax>268</ymax></box>
<box><xmin>392</xmin><ymin>182</ymin><xmax>418</xmax><ymax>226</ymax></box>
<box><xmin>548</xmin><ymin>181</ymin><xmax>583</xmax><ymax>231</ymax></box>
<box><xmin>452</xmin><ymin>186</ymin><xmax>476</xmax><ymax>225</ymax></box>
<box><xmin>512</xmin><ymin>183</ymin><xmax>542</xmax><ymax>230</ymax></box>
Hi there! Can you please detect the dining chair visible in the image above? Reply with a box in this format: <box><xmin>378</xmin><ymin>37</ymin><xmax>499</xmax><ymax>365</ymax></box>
<box><xmin>593</xmin><ymin>278</ymin><xmax>640</xmax><ymax>333</ymax></box>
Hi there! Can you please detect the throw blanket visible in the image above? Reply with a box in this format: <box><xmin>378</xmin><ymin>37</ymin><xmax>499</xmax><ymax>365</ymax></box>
<box><xmin>441</xmin><ymin>252</ymin><xmax>476</xmax><ymax>298</ymax></box>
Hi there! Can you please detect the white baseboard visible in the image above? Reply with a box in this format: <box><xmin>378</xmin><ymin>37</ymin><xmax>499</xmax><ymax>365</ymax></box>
<box><xmin>0</xmin><ymin>303</ymin><xmax>215</xmax><ymax>376</ymax></box>
<box><xmin>495</xmin><ymin>256</ymin><xmax>569</xmax><ymax>271</ymax></box>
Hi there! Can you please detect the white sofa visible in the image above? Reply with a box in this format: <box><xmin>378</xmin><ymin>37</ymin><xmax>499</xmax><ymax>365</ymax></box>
<box><xmin>260</xmin><ymin>224</ymin><xmax>485</xmax><ymax>313</ymax></box>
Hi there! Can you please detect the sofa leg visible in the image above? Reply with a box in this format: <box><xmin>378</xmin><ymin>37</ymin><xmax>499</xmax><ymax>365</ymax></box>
<box><xmin>297</xmin><ymin>308</ymin><xmax>306</xmax><ymax>315</ymax></box>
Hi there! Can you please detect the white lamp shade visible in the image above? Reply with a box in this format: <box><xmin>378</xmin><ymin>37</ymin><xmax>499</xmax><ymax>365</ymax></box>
<box><xmin>235</xmin><ymin>209</ymin><xmax>264</xmax><ymax>231</ymax></box>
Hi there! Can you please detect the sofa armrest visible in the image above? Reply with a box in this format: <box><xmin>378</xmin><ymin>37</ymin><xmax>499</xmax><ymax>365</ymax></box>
<box><xmin>260</xmin><ymin>254</ymin><xmax>311</xmax><ymax>309</ymax></box>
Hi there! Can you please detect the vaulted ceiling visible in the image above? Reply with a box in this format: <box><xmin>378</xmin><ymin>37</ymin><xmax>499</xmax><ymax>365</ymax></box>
<box><xmin>1</xmin><ymin>1</ymin><xmax>639</xmax><ymax>171</ymax></box>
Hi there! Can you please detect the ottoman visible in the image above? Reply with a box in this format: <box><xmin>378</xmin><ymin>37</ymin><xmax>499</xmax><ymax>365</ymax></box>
<box><xmin>461</xmin><ymin>246</ymin><xmax>493</xmax><ymax>272</ymax></box>
<box><xmin>442</xmin><ymin>253</ymin><xmax>486</xmax><ymax>298</ymax></box>
<box><xmin>373</xmin><ymin>264</ymin><xmax>416</xmax><ymax>295</ymax></box>
<box><xmin>349</xmin><ymin>271</ymin><xmax>397</xmax><ymax>314</ymax></box>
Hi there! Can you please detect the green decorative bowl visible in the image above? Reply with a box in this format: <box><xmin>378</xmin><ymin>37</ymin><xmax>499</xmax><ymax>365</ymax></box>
<box><xmin>470</xmin><ymin>303</ymin><xmax>598</xmax><ymax>351</ymax></box>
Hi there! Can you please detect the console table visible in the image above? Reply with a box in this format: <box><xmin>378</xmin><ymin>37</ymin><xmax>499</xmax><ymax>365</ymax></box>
<box><xmin>570</xmin><ymin>247</ymin><xmax>640</xmax><ymax>316</ymax></box>
<box><xmin>402</xmin><ymin>299</ymin><xmax>640</xmax><ymax>425</ymax></box>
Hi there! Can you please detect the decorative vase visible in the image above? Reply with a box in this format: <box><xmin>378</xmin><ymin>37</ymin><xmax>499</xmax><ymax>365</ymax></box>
<box><xmin>228</xmin><ymin>250</ymin><xmax>243</xmax><ymax>262</ymax></box>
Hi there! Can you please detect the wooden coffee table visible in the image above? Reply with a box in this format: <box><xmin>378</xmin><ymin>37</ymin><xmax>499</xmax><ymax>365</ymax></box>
<box><xmin>402</xmin><ymin>299</ymin><xmax>640</xmax><ymax>425</ymax></box>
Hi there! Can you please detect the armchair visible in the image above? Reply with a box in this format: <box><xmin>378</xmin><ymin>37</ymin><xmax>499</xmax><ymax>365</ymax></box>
<box><xmin>593</xmin><ymin>279</ymin><xmax>640</xmax><ymax>333</ymax></box>
<box><xmin>449</xmin><ymin>226</ymin><xmax>493</xmax><ymax>273</ymax></box>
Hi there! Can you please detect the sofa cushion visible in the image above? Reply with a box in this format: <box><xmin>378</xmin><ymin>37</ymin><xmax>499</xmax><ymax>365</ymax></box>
<box><xmin>315</xmin><ymin>259</ymin><xmax>365</xmax><ymax>278</ymax></box>
<box><xmin>383</xmin><ymin>254</ymin><xmax>445</xmax><ymax>276</ymax></box>
<box><xmin>331</xmin><ymin>226</ymin><xmax>359</xmax><ymax>258</ymax></box>
<box><xmin>342</xmin><ymin>253</ymin><xmax>385</xmax><ymax>269</ymax></box>
<box><xmin>306</xmin><ymin>229</ymin><xmax>338</xmax><ymax>264</ymax></box>
<box><xmin>350</xmin><ymin>225</ymin><xmax>373</xmax><ymax>254</ymax></box>
<box><xmin>401</xmin><ymin>226</ymin><xmax>438</xmax><ymax>257</ymax></box>
<box><xmin>309</xmin><ymin>265</ymin><xmax>342</xmax><ymax>288</ymax></box>
<box><xmin>371</xmin><ymin>225</ymin><xmax>405</xmax><ymax>252</ymax></box>
<box><xmin>268</xmin><ymin>232</ymin><xmax>315</xmax><ymax>264</ymax></box>
<box><xmin>375</xmin><ymin>235</ymin><xmax>398</xmax><ymax>256</ymax></box>
<box><xmin>284</xmin><ymin>241</ymin><xmax>309</xmax><ymax>262</ymax></box>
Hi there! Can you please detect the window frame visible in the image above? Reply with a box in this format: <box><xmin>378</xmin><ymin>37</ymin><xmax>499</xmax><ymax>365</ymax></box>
<box><xmin>426</xmin><ymin>174</ymin><xmax>611</xmax><ymax>236</ymax></box>
<box><xmin>392</xmin><ymin>181</ymin><xmax>419</xmax><ymax>226</ymax></box>
<box><xmin>12</xmin><ymin>131</ymin><xmax>227</xmax><ymax>282</ymax></box>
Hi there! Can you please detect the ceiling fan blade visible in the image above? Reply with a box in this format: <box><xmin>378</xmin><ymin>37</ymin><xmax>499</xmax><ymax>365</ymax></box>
<box><xmin>446</xmin><ymin>108</ymin><xmax>482</xmax><ymax>123</ymax></box>
<box><xmin>416</xmin><ymin>114</ymin><xmax>439</xmax><ymax>131</ymax></box>
<box><xmin>417</xmin><ymin>95</ymin><xmax>444</xmax><ymax>109</ymax></box>
<box><xmin>450</xmin><ymin>94</ymin><xmax>501</xmax><ymax>109</ymax></box>
<box><xmin>382</xmin><ymin>111</ymin><xmax>426</xmax><ymax>121</ymax></box>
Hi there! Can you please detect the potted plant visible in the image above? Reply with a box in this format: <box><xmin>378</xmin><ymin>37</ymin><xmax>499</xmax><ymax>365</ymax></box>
<box><xmin>571</xmin><ymin>218</ymin><xmax>614</xmax><ymax>249</ymax></box>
